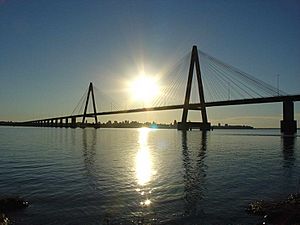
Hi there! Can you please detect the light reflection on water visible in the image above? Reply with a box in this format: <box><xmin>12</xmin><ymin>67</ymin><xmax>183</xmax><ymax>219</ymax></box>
<box><xmin>0</xmin><ymin>127</ymin><xmax>299</xmax><ymax>225</ymax></box>
<box><xmin>135</xmin><ymin>128</ymin><xmax>156</xmax><ymax>211</ymax></box>
<box><xmin>136</xmin><ymin>128</ymin><xmax>153</xmax><ymax>187</ymax></box>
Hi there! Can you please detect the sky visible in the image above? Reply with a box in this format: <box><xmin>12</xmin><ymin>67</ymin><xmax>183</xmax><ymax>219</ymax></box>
<box><xmin>0</xmin><ymin>0</ymin><xmax>300</xmax><ymax>127</ymax></box>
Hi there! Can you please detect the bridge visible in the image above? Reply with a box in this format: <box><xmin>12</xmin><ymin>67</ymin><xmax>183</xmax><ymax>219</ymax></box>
<box><xmin>7</xmin><ymin>46</ymin><xmax>299</xmax><ymax>135</ymax></box>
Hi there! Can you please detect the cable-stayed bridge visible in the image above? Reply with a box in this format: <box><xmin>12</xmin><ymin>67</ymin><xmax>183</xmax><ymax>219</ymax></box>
<box><xmin>10</xmin><ymin>46</ymin><xmax>300</xmax><ymax>135</ymax></box>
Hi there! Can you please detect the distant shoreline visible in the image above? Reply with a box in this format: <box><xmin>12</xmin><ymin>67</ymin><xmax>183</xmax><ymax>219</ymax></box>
<box><xmin>1</xmin><ymin>120</ymin><xmax>254</xmax><ymax>129</ymax></box>
<box><xmin>212</xmin><ymin>125</ymin><xmax>253</xmax><ymax>129</ymax></box>
<box><xmin>2</xmin><ymin>120</ymin><xmax>299</xmax><ymax>130</ymax></box>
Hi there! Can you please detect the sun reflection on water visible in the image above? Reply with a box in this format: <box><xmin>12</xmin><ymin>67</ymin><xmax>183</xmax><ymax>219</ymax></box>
<box><xmin>140</xmin><ymin>199</ymin><xmax>151</xmax><ymax>207</ymax></box>
<box><xmin>136</xmin><ymin>128</ymin><xmax>153</xmax><ymax>186</ymax></box>
<box><xmin>135</xmin><ymin>128</ymin><xmax>155</xmax><ymax>208</ymax></box>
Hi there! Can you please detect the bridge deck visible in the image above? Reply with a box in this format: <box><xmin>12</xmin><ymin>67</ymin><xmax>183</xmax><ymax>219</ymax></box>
<box><xmin>24</xmin><ymin>95</ymin><xmax>300</xmax><ymax>123</ymax></box>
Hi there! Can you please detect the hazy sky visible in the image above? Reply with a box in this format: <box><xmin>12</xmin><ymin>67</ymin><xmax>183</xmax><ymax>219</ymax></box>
<box><xmin>0</xmin><ymin>0</ymin><xmax>299</xmax><ymax>127</ymax></box>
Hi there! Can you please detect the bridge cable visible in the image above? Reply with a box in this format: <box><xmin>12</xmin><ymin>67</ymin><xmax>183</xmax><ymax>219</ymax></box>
<box><xmin>199</xmin><ymin>50</ymin><xmax>287</xmax><ymax>97</ymax></box>
<box><xmin>71</xmin><ymin>87</ymin><xmax>89</xmax><ymax>115</ymax></box>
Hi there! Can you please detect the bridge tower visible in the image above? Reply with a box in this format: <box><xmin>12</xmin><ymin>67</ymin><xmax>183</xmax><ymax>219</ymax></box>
<box><xmin>281</xmin><ymin>100</ymin><xmax>297</xmax><ymax>135</ymax></box>
<box><xmin>81</xmin><ymin>82</ymin><xmax>99</xmax><ymax>127</ymax></box>
<box><xmin>177</xmin><ymin>45</ymin><xmax>211</xmax><ymax>131</ymax></box>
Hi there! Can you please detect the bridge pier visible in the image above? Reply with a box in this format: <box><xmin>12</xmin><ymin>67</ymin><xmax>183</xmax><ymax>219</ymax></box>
<box><xmin>177</xmin><ymin>122</ymin><xmax>211</xmax><ymax>131</ymax></box>
<box><xmin>70</xmin><ymin>117</ymin><xmax>77</xmax><ymax>128</ymax></box>
<box><xmin>59</xmin><ymin>118</ymin><xmax>63</xmax><ymax>127</ymax></box>
<box><xmin>65</xmin><ymin>118</ymin><xmax>69</xmax><ymax>127</ymax></box>
<box><xmin>280</xmin><ymin>100</ymin><xmax>297</xmax><ymax>135</ymax></box>
<box><xmin>54</xmin><ymin>119</ymin><xmax>57</xmax><ymax>127</ymax></box>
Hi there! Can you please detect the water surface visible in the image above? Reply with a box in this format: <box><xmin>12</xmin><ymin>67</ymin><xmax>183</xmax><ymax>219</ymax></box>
<box><xmin>0</xmin><ymin>127</ymin><xmax>299</xmax><ymax>224</ymax></box>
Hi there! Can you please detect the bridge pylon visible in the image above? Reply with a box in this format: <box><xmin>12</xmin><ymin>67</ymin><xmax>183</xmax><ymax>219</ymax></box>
<box><xmin>281</xmin><ymin>100</ymin><xmax>297</xmax><ymax>135</ymax></box>
<box><xmin>81</xmin><ymin>82</ymin><xmax>99</xmax><ymax>128</ymax></box>
<box><xmin>177</xmin><ymin>45</ymin><xmax>211</xmax><ymax>131</ymax></box>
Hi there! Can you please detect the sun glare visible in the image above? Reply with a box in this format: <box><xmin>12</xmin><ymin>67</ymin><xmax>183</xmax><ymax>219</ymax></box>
<box><xmin>130</xmin><ymin>75</ymin><xmax>159</xmax><ymax>103</ymax></box>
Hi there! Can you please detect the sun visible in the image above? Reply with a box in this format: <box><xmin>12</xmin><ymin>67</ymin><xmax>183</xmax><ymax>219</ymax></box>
<box><xmin>130</xmin><ymin>75</ymin><xmax>160</xmax><ymax>103</ymax></box>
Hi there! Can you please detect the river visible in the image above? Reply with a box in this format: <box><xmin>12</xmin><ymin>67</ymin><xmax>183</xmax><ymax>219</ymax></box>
<box><xmin>0</xmin><ymin>127</ymin><xmax>299</xmax><ymax>224</ymax></box>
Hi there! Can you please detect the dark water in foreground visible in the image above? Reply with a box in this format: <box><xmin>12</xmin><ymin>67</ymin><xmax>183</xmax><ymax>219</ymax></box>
<box><xmin>0</xmin><ymin>127</ymin><xmax>299</xmax><ymax>225</ymax></box>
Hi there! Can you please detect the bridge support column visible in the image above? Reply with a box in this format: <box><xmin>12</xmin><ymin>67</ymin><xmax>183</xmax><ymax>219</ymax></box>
<box><xmin>178</xmin><ymin>45</ymin><xmax>211</xmax><ymax>131</ymax></box>
<box><xmin>70</xmin><ymin>117</ymin><xmax>77</xmax><ymax>128</ymax></box>
<box><xmin>65</xmin><ymin>118</ymin><xmax>69</xmax><ymax>127</ymax></box>
<box><xmin>281</xmin><ymin>100</ymin><xmax>297</xmax><ymax>135</ymax></box>
<box><xmin>82</xmin><ymin>82</ymin><xmax>98</xmax><ymax>126</ymax></box>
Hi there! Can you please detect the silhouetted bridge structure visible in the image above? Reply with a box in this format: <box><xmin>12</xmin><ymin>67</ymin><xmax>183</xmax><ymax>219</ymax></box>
<box><xmin>7</xmin><ymin>46</ymin><xmax>300</xmax><ymax>135</ymax></box>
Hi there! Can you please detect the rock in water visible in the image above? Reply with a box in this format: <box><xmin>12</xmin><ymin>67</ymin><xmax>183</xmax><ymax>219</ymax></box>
<box><xmin>247</xmin><ymin>193</ymin><xmax>300</xmax><ymax>224</ymax></box>
<box><xmin>0</xmin><ymin>197</ymin><xmax>29</xmax><ymax>212</ymax></box>
<box><xmin>0</xmin><ymin>213</ymin><xmax>9</xmax><ymax>225</ymax></box>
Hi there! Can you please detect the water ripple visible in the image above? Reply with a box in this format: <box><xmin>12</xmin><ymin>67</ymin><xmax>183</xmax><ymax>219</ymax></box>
<box><xmin>0</xmin><ymin>127</ymin><xmax>299</xmax><ymax>224</ymax></box>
